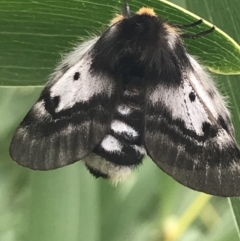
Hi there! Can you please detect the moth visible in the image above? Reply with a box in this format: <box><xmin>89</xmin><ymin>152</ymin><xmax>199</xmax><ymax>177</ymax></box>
<box><xmin>10</xmin><ymin>0</ymin><xmax>240</xmax><ymax>197</ymax></box>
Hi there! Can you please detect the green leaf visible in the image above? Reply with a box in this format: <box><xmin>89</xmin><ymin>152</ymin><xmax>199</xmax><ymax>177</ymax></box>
<box><xmin>28</xmin><ymin>165</ymin><xmax>100</xmax><ymax>241</ymax></box>
<box><xmin>1</xmin><ymin>0</ymin><xmax>240</xmax><ymax>87</ymax></box>
<box><xmin>229</xmin><ymin>198</ymin><xmax>240</xmax><ymax>237</ymax></box>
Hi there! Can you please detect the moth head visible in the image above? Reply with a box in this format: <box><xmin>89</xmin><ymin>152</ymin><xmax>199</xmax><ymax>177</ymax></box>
<box><xmin>108</xmin><ymin>7</ymin><xmax>179</xmax><ymax>57</ymax></box>
<box><xmin>96</xmin><ymin>5</ymin><xmax>182</xmax><ymax>78</ymax></box>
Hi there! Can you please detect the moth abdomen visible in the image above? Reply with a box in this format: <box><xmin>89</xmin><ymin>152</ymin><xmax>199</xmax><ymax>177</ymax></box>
<box><xmin>84</xmin><ymin>86</ymin><xmax>146</xmax><ymax>183</ymax></box>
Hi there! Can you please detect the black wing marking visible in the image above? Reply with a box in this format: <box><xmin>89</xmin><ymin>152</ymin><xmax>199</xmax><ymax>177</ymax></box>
<box><xmin>144</xmin><ymin>55</ymin><xmax>240</xmax><ymax>197</ymax></box>
<box><xmin>10</xmin><ymin>38</ymin><xmax>118</xmax><ymax>170</ymax></box>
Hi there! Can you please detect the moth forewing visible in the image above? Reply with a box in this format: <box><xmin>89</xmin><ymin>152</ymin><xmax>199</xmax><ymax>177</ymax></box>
<box><xmin>10</xmin><ymin>38</ymin><xmax>118</xmax><ymax>170</ymax></box>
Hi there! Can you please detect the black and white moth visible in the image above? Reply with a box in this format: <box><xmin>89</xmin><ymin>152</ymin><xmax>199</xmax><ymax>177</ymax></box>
<box><xmin>10</xmin><ymin>1</ymin><xmax>240</xmax><ymax>197</ymax></box>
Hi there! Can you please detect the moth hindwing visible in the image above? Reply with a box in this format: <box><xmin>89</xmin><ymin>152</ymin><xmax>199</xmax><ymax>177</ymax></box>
<box><xmin>10</xmin><ymin>2</ymin><xmax>240</xmax><ymax>197</ymax></box>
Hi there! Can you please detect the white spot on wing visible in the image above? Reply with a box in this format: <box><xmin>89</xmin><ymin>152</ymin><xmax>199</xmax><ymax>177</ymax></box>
<box><xmin>188</xmin><ymin>55</ymin><xmax>230</xmax><ymax>118</ymax></box>
<box><xmin>188</xmin><ymin>71</ymin><xmax>218</xmax><ymax>118</ymax></box>
<box><xmin>111</xmin><ymin>120</ymin><xmax>138</xmax><ymax>138</ymax></box>
<box><xmin>148</xmin><ymin>81</ymin><xmax>208</xmax><ymax>135</ymax></box>
<box><xmin>215</xmin><ymin>128</ymin><xmax>233</xmax><ymax>147</ymax></box>
<box><xmin>33</xmin><ymin>100</ymin><xmax>46</xmax><ymax>117</ymax></box>
<box><xmin>132</xmin><ymin>145</ymin><xmax>146</xmax><ymax>155</ymax></box>
<box><xmin>117</xmin><ymin>105</ymin><xmax>132</xmax><ymax>115</ymax></box>
<box><xmin>50</xmin><ymin>56</ymin><xmax>114</xmax><ymax>112</ymax></box>
<box><xmin>101</xmin><ymin>135</ymin><xmax>122</xmax><ymax>153</ymax></box>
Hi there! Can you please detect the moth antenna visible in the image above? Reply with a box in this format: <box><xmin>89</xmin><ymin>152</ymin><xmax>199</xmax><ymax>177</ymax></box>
<box><xmin>181</xmin><ymin>26</ymin><xmax>215</xmax><ymax>39</ymax></box>
<box><xmin>123</xmin><ymin>0</ymin><xmax>131</xmax><ymax>17</ymax></box>
<box><xmin>173</xmin><ymin>19</ymin><xmax>203</xmax><ymax>29</ymax></box>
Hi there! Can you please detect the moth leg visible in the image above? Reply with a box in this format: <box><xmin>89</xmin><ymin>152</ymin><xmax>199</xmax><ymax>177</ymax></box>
<box><xmin>172</xmin><ymin>19</ymin><xmax>203</xmax><ymax>28</ymax></box>
<box><xmin>181</xmin><ymin>26</ymin><xmax>215</xmax><ymax>39</ymax></box>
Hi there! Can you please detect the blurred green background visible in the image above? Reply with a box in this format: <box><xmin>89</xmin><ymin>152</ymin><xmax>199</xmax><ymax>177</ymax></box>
<box><xmin>1</xmin><ymin>0</ymin><xmax>240</xmax><ymax>240</ymax></box>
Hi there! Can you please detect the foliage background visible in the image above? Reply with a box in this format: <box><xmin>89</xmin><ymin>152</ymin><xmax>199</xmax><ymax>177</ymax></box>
<box><xmin>1</xmin><ymin>0</ymin><xmax>240</xmax><ymax>240</ymax></box>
